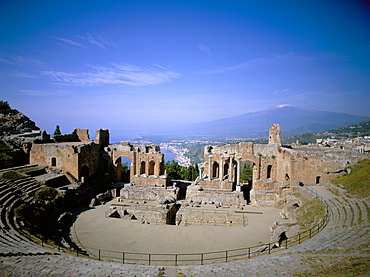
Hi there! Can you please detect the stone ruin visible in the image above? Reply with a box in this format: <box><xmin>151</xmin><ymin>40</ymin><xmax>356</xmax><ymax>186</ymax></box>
<box><xmin>15</xmin><ymin>123</ymin><xmax>370</xmax><ymax>227</ymax></box>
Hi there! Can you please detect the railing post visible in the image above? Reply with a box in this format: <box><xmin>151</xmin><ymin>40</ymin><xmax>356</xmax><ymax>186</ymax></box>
<box><xmin>122</xmin><ymin>252</ymin><xmax>125</xmax><ymax>264</ymax></box>
<box><xmin>309</xmin><ymin>228</ymin><xmax>312</xmax><ymax>238</ymax></box>
<box><xmin>201</xmin><ymin>253</ymin><xmax>203</xmax><ymax>265</ymax></box>
<box><xmin>285</xmin><ymin>238</ymin><xmax>288</xmax><ymax>249</ymax></box>
<box><xmin>98</xmin><ymin>249</ymin><xmax>101</xmax><ymax>261</ymax></box>
<box><xmin>225</xmin><ymin>251</ymin><xmax>228</xmax><ymax>262</ymax></box>
<box><xmin>298</xmin><ymin>233</ymin><xmax>301</xmax><ymax>244</ymax></box>
<box><xmin>248</xmin><ymin>247</ymin><xmax>250</xmax><ymax>259</ymax></box>
<box><xmin>148</xmin><ymin>254</ymin><xmax>151</xmax><ymax>266</ymax></box>
<box><xmin>268</xmin><ymin>243</ymin><xmax>270</xmax><ymax>254</ymax></box>
<box><xmin>175</xmin><ymin>254</ymin><xmax>177</xmax><ymax>266</ymax></box>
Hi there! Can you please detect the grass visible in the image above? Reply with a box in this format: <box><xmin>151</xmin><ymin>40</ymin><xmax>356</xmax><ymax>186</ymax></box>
<box><xmin>331</xmin><ymin>159</ymin><xmax>370</xmax><ymax>198</ymax></box>
<box><xmin>295</xmin><ymin>256</ymin><xmax>370</xmax><ymax>277</ymax></box>
<box><xmin>295</xmin><ymin>198</ymin><xmax>326</xmax><ymax>228</ymax></box>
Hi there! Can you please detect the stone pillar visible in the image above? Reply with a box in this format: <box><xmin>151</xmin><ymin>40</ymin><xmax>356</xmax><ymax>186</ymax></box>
<box><xmin>220</xmin><ymin>156</ymin><xmax>224</xmax><ymax>181</ymax></box>
<box><xmin>145</xmin><ymin>154</ymin><xmax>149</xmax><ymax>175</ymax></box>
<box><xmin>236</xmin><ymin>156</ymin><xmax>241</xmax><ymax>186</ymax></box>
<box><xmin>208</xmin><ymin>155</ymin><xmax>213</xmax><ymax>180</ymax></box>
<box><xmin>229</xmin><ymin>155</ymin><xmax>233</xmax><ymax>182</ymax></box>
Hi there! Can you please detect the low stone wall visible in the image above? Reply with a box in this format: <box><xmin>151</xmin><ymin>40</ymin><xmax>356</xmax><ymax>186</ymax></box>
<box><xmin>186</xmin><ymin>190</ymin><xmax>245</xmax><ymax>206</ymax></box>
<box><xmin>120</xmin><ymin>185</ymin><xmax>179</xmax><ymax>201</ymax></box>
<box><xmin>133</xmin><ymin>175</ymin><xmax>168</xmax><ymax>187</ymax></box>
<box><xmin>176</xmin><ymin>207</ymin><xmax>247</xmax><ymax>226</ymax></box>
<box><xmin>108</xmin><ymin>203</ymin><xmax>174</xmax><ymax>225</ymax></box>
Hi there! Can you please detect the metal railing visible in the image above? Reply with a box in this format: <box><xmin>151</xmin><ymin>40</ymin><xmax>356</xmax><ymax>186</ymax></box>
<box><xmin>21</xmin><ymin>185</ymin><xmax>330</xmax><ymax>266</ymax></box>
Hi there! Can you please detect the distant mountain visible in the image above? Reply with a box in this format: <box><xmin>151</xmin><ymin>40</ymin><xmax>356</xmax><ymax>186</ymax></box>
<box><xmin>166</xmin><ymin>106</ymin><xmax>369</xmax><ymax>140</ymax></box>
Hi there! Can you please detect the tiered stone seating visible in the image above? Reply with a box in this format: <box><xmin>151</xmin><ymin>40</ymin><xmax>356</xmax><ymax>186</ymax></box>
<box><xmin>0</xmin><ymin>182</ymin><xmax>369</xmax><ymax>276</ymax></box>
<box><xmin>0</xmin><ymin>177</ymin><xmax>52</xmax><ymax>257</ymax></box>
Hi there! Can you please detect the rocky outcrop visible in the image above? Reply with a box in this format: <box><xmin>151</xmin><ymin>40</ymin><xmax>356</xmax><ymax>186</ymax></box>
<box><xmin>0</xmin><ymin>102</ymin><xmax>50</xmax><ymax>150</ymax></box>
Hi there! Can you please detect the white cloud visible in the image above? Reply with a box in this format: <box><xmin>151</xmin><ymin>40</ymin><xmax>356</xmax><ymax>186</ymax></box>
<box><xmin>78</xmin><ymin>33</ymin><xmax>116</xmax><ymax>49</ymax></box>
<box><xmin>0</xmin><ymin>71</ymin><xmax>37</xmax><ymax>78</ymax></box>
<box><xmin>198</xmin><ymin>43</ymin><xmax>211</xmax><ymax>54</ymax></box>
<box><xmin>42</xmin><ymin>63</ymin><xmax>180</xmax><ymax>87</ymax></box>
<box><xmin>19</xmin><ymin>89</ymin><xmax>71</xmax><ymax>96</ymax></box>
<box><xmin>54</xmin><ymin>36</ymin><xmax>87</xmax><ymax>48</ymax></box>
<box><xmin>199</xmin><ymin>52</ymin><xmax>313</xmax><ymax>74</ymax></box>
<box><xmin>0</xmin><ymin>55</ymin><xmax>44</xmax><ymax>67</ymax></box>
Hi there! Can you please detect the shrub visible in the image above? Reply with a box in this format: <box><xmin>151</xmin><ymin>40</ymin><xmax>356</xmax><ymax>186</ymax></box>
<box><xmin>2</xmin><ymin>171</ymin><xmax>25</xmax><ymax>181</ymax></box>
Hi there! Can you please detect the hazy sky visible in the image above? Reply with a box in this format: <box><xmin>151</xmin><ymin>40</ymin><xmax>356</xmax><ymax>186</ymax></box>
<box><xmin>1</xmin><ymin>0</ymin><xmax>369</xmax><ymax>140</ymax></box>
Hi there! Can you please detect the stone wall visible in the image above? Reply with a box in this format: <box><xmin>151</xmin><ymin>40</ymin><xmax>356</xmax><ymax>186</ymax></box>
<box><xmin>176</xmin><ymin>207</ymin><xmax>247</xmax><ymax>226</ymax></box>
<box><xmin>186</xmin><ymin>189</ymin><xmax>245</xmax><ymax>206</ymax></box>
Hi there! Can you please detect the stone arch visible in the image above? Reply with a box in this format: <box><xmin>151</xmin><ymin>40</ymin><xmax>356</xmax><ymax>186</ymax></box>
<box><xmin>149</xmin><ymin>160</ymin><xmax>155</xmax><ymax>175</ymax></box>
<box><xmin>223</xmin><ymin>163</ymin><xmax>229</xmax><ymax>179</ymax></box>
<box><xmin>284</xmin><ymin>173</ymin><xmax>290</xmax><ymax>188</ymax></box>
<box><xmin>140</xmin><ymin>161</ymin><xmax>146</xmax><ymax>175</ymax></box>
<box><xmin>114</xmin><ymin>155</ymin><xmax>132</xmax><ymax>183</ymax></box>
<box><xmin>159</xmin><ymin>161</ymin><xmax>165</xmax><ymax>176</ymax></box>
<box><xmin>80</xmin><ymin>165</ymin><xmax>90</xmax><ymax>183</ymax></box>
<box><xmin>212</xmin><ymin>161</ymin><xmax>219</xmax><ymax>178</ymax></box>
<box><xmin>267</xmin><ymin>165</ymin><xmax>272</xmax><ymax>179</ymax></box>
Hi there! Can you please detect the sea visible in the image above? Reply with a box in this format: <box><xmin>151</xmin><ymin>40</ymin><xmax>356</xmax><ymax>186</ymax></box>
<box><xmin>161</xmin><ymin>148</ymin><xmax>178</xmax><ymax>163</ymax></box>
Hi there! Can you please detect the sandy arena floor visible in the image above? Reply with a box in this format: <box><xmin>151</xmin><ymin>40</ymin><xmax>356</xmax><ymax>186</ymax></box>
<box><xmin>72</xmin><ymin>199</ymin><xmax>288</xmax><ymax>260</ymax></box>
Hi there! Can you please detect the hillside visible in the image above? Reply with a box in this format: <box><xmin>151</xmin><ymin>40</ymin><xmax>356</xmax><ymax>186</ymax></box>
<box><xmin>0</xmin><ymin>101</ymin><xmax>44</xmax><ymax>168</ymax></box>
<box><xmin>331</xmin><ymin>159</ymin><xmax>370</xmax><ymax>198</ymax></box>
<box><xmin>281</xmin><ymin>119</ymin><xmax>370</xmax><ymax>144</ymax></box>
<box><xmin>163</xmin><ymin>106</ymin><xmax>369</xmax><ymax>140</ymax></box>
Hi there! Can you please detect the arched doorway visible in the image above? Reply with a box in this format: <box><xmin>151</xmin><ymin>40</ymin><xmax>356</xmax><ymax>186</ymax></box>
<box><xmin>240</xmin><ymin>160</ymin><xmax>254</xmax><ymax>204</ymax></box>
<box><xmin>120</xmin><ymin>156</ymin><xmax>132</xmax><ymax>183</ymax></box>
<box><xmin>267</xmin><ymin>165</ymin><xmax>272</xmax><ymax>179</ymax></box>
<box><xmin>149</xmin><ymin>161</ymin><xmax>155</xmax><ymax>175</ymax></box>
<box><xmin>212</xmin><ymin>162</ymin><xmax>219</xmax><ymax>178</ymax></box>
<box><xmin>114</xmin><ymin>156</ymin><xmax>133</xmax><ymax>183</ymax></box>
<box><xmin>80</xmin><ymin>165</ymin><xmax>90</xmax><ymax>184</ymax></box>
<box><xmin>140</xmin><ymin>161</ymin><xmax>146</xmax><ymax>175</ymax></box>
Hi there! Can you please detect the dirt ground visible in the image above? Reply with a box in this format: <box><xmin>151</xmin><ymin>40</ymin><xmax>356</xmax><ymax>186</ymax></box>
<box><xmin>72</xmin><ymin>199</ymin><xmax>289</xmax><ymax>258</ymax></box>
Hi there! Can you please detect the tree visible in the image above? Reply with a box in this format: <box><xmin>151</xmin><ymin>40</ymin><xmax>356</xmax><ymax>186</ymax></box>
<box><xmin>164</xmin><ymin>160</ymin><xmax>182</xmax><ymax>180</ymax></box>
<box><xmin>121</xmin><ymin>162</ymin><xmax>130</xmax><ymax>182</ymax></box>
<box><xmin>240</xmin><ymin>163</ymin><xmax>253</xmax><ymax>183</ymax></box>
<box><xmin>35</xmin><ymin>187</ymin><xmax>59</xmax><ymax>202</ymax></box>
<box><xmin>53</xmin><ymin>125</ymin><xmax>61</xmax><ymax>137</ymax></box>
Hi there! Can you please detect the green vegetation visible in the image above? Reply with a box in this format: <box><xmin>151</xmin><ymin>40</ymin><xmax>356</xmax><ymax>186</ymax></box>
<box><xmin>295</xmin><ymin>197</ymin><xmax>326</xmax><ymax>228</ymax></box>
<box><xmin>2</xmin><ymin>170</ymin><xmax>25</xmax><ymax>181</ymax></box>
<box><xmin>14</xmin><ymin>186</ymin><xmax>63</xmax><ymax>236</ymax></box>
<box><xmin>165</xmin><ymin>160</ymin><xmax>198</xmax><ymax>181</ymax></box>
<box><xmin>53</xmin><ymin>125</ymin><xmax>61</xmax><ymax>137</ymax></box>
<box><xmin>183</xmin><ymin>143</ymin><xmax>207</xmax><ymax>164</ymax></box>
<box><xmin>35</xmin><ymin>186</ymin><xmax>59</xmax><ymax>202</ymax></box>
<box><xmin>331</xmin><ymin>159</ymin><xmax>370</xmax><ymax>198</ymax></box>
<box><xmin>240</xmin><ymin>163</ymin><xmax>253</xmax><ymax>183</ymax></box>
<box><xmin>296</xmin><ymin>256</ymin><xmax>370</xmax><ymax>277</ymax></box>
<box><xmin>0</xmin><ymin>140</ymin><xmax>15</xmax><ymax>169</ymax></box>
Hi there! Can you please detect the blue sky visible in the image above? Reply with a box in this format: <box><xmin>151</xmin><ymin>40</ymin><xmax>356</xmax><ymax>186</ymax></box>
<box><xmin>1</xmin><ymin>0</ymin><xmax>369</xmax><ymax>140</ymax></box>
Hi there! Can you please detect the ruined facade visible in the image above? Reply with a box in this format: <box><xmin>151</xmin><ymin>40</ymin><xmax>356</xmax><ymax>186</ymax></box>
<box><xmin>198</xmin><ymin>123</ymin><xmax>369</xmax><ymax>207</ymax></box>
<box><xmin>107</xmin><ymin>141</ymin><xmax>167</xmax><ymax>187</ymax></box>
<box><xmin>29</xmin><ymin>129</ymin><xmax>167</xmax><ymax>187</ymax></box>
<box><xmin>27</xmin><ymin>124</ymin><xmax>369</xmax><ymax>211</ymax></box>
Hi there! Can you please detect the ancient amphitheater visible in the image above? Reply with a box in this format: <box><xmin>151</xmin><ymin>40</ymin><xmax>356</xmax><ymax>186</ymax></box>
<box><xmin>0</xmin><ymin>122</ymin><xmax>369</xmax><ymax>276</ymax></box>
<box><xmin>0</xmin><ymin>168</ymin><xmax>369</xmax><ymax>276</ymax></box>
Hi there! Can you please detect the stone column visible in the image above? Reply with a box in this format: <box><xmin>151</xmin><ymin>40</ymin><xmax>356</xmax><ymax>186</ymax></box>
<box><xmin>145</xmin><ymin>154</ymin><xmax>149</xmax><ymax>175</ymax></box>
<box><xmin>208</xmin><ymin>155</ymin><xmax>213</xmax><ymax>180</ymax></box>
<box><xmin>236</xmin><ymin>156</ymin><xmax>241</xmax><ymax>186</ymax></box>
<box><xmin>229</xmin><ymin>155</ymin><xmax>233</xmax><ymax>182</ymax></box>
<box><xmin>236</xmin><ymin>156</ymin><xmax>241</xmax><ymax>191</ymax></box>
<box><xmin>220</xmin><ymin>156</ymin><xmax>224</xmax><ymax>181</ymax></box>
